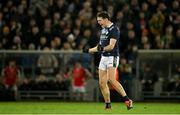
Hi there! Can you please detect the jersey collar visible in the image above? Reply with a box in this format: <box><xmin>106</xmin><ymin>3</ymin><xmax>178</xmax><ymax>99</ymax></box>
<box><xmin>107</xmin><ymin>23</ymin><xmax>113</xmax><ymax>28</ymax></box>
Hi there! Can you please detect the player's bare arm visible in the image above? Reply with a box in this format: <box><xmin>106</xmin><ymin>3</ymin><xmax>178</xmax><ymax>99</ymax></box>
<box><xmin>84</xmin><ymin>38</ymin><xmax>116</xmax><ymax>53</ymax></box>
<box><xmin>84</xmin><ymin>69</ymin><xmax>93</xmax><ymax>78</ymax></box>
<box><xmin>103</xmin><ymin>38</ymin><xmax>116</xmax><ymax>51</ymax></box>
<box><xmin>88</xmin><ymin>46</ymin><xmax>99</xmax><ymax>53</ymax></box>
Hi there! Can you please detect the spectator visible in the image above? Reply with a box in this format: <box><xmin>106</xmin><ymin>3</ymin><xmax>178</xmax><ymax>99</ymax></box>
<box><xmin>175</xmin><ymin>29</ymin><xmax>180</xmax><ymax>49</ymax></box>
<box><xmin>1</xmin><ymin>60</ymin><xmax>20</xmax><ymax>100</ymax></box>
<box><xmin>162</xmin><ymin>25</ymin><xmax>174</xmax><ymax>49</ymax></box>
<box><xmin>1</xmin><ymin>26</ymin><xmax>12</xmax><ymax>49</ymax></box>
<box><xmin>55</xmin><ymin>70</ymin><xmax>70</xmax><ymax>91</ymax></box>
<box><xmin>149</xmin><ymin>10</ymin><xmax>165</xmax><ymax>37</ymax></box>
<box><xmin>118</xmin><ymin>57</ymin><xmax>132</xmax><ymax>85</ymax></box>
<box><xmin>37</xmin><ymin>47</ymin><xmax>58</xmax><ymax>76</ymax></box>
<box><xmin>26</xmin><ymin>26</ymin><xmax>41</xmax><ymax>48</ymax></box>
<box><xmin>18</xmin><ymin>77</ymin><xmax>31</xmax><ymax>91</ymax></box>
<box><xmin>70</xmin><ymin>61</ymin><xmax>92</xmax><ymax>101</ymax></box>
<box><xmin>35</xmin><ymin>74</ymin><xmax>48</xmax><ymax>90</ymax></box>
<box><xmin>61</xmin><ymin>42</ymin><xmax>73</xmax><ymax>51</ymax></box>
<box><xmin>154</xmin><ymin>35</ymin><xmax>164</xmax><ymax>49</ymax></box>
<box><xmin>12</xmin><ymin>35</ymin><xmax>22</xmax><ymax>50</ymax></box>
<box><xmin>37</xmin><ymin>36</ymin><xmax>48</xmax><ymax>50</ymax></box>
<box><xmin>53</xmin><ymin>36</ymin><xmax>62</xmax><ymax>49</ymax></box>
<box><xmin>66</xmin><ymin>33</ymin><xmax>76</xmax><ymax>49</ymax></box>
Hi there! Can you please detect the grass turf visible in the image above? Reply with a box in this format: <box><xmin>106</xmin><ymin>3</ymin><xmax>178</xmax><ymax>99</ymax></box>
<box><xmin>0</xmin><ymin>102</ymin><xmax>179</xmax><ymax>114</ymax></box>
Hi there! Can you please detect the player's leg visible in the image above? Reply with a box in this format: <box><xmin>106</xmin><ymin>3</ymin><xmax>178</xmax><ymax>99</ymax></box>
<box><xmin>107</xmin><ymin>67</ymin><xmax>133</xmax><ymax>110</ymax></box>
<box><xmin>72</xmin><ymin>86</ymin><xmax>78</xmax><ymax>101</ymax></box>
<box><xmin>98</xmin><ymin>56</ymin><xmax>111</xmax><ymax>109</ymax></box>
<box><xmin>107</xmin><ymin>67</ymin><xmax>127</xmax><ymax>96</ymax></box>
<box><xmin>79</xmin><ymin>86</ymin><xmax>86</xmax><ymax>101</ymax></box>
<box><xmin>13</xmin><ymin>85</ymin><xmax>18</xmax><ymax>100</ymax></box>
<box><xmin>99</xmin><ymin>69</ymin><xmax>111</xmax><ymax>109</ymax></box>
<box><xmin>107</xmin><ymin>56</ymin><xmax>133</xmax><ymax>110</ymax></box>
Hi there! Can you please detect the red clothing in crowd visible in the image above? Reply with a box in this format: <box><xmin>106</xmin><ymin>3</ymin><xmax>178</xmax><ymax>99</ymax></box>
<box><xmin>72</xmin><ymin>66</ymin><xmax>86</xmax><ymax>87</ymax></box>
<box><xmin>3</xmin><ymin>66</ymin><xmax>19</xmax><ymax>86</ymax></box>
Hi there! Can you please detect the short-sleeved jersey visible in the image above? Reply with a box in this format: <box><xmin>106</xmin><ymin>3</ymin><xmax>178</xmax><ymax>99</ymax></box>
<box><xmin>72</xmin><ymin>67</ymin><xmax>85</xmax><ymax>86</ymax></box>
<box><xmin>99</xmin><ymin>23</ymin><xmax>120</xmax><ymax>56</ymax></box>
<box><xmin>4</xmin><ymin>66</ymin><xmax>19</xmax><ymax>86</ymax></box>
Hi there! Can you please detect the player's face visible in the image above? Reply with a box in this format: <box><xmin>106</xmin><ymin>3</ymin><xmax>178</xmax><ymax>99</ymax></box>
<box><xmin>9</xmin><ymin>61</ymin><xmax>16</xmax><ymax>67</ymax></box>
<box><xmin>97</xmin><ymin>17</ymin><xmax>106</xmax><ymax>28</ymax></box>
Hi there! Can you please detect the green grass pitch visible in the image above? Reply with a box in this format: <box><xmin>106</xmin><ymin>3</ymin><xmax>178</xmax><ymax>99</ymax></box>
<box><xmin>0</xmin><ymin>102</ymin><xmax>179</xmax><ymax>114</ymax></box>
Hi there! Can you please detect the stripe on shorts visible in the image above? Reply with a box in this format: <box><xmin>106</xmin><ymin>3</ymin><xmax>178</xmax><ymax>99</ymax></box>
<box><xmin>113</xmin><ymin>56</ymin><xmax>117</xmax><ymax>67</ymax></box>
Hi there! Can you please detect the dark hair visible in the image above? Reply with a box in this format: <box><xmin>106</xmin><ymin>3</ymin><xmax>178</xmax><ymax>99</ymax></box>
<box><xmin>97</xmin><ymin>11</ymin><xmax>110</xmax><ymax>20</ymax></box>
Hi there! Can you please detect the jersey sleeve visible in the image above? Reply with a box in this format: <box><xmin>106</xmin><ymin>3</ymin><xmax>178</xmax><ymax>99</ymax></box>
<box><xmin>109</xmin><ymin>27</ymin><xmax>120</xmax><ymax>40</ymax></box>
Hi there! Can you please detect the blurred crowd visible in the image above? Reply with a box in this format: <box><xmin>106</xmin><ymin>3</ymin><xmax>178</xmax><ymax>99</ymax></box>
<box><xmin>139</xmin><ymin>62</ymin><xmax>180</xmax><ymax>92</ymax></box>
<box><xmin>0</xmin><ymin>59</ymin><xmax>91</xmax><ymax>101</ymax></box>
<box><xmin>0</xmin><ymin>0</ymin><xmax>179</xmax><ymax>52</ymax></box>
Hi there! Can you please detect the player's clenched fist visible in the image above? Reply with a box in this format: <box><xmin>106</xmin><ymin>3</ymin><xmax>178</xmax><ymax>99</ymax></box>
<box><xmin>97</xmin><ymin>44</ymin><xmax>104</xmax><ymax>52</ymax></box>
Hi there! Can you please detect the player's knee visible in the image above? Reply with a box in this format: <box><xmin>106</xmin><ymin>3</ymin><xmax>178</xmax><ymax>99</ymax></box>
<box><xmin>99</xmin><ymin>81</ymin><xmax>106</xmax><ymax>89</ymax></box>
<box><xmin>108</xmin><ymin>79</ymin><xmax>116</xmax><ymax>84</ymax></box>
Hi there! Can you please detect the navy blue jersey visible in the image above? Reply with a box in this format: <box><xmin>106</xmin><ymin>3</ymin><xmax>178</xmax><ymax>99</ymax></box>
<box><xmin>99</xmin><ymin>23</ymin><xmax>120</xmax><ymax>56</ymax></box>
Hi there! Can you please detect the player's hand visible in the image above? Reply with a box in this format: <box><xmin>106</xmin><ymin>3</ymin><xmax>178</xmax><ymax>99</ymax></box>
<box><xmin>82</xmin><ymin>47</ymin><xmax>89</xmax><ymax>53</ymax></box>
<box><xmin>97</xmin><ymin>44</ymin><xmax>104</xmax><ymax>52</ymax></box>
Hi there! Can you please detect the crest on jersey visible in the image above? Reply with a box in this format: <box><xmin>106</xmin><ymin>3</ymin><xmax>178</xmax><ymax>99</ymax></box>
<box><xmin>100</xmin><ymin>28</ymin><xmax>109</xmax><ymax>40</ymax></box>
